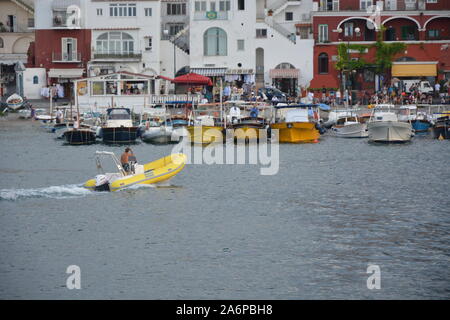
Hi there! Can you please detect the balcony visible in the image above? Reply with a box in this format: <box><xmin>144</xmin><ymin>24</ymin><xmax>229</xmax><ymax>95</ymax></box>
<box><xmin>193</xmin><ymin>11</ymin><xmax>229</xmax><ymax>21</ymax></box>
<box><xmin>52</xmin><ymin>11</ymin><xmax>81</xmax><ymax>29</ymax></box>
<box><xmin>52</xmin><ymin>52</ymin><xmax>81</xmax><ymax>63</ymax></box>
<box><xmin>0</xmin><ymin>23</ymin><xmax>33</xmax><ymax>33</ymax></box>
<box><xmin>92</xmin><ymin>51</ymin><xmax>142</xmax><ymax>61</ymax></box>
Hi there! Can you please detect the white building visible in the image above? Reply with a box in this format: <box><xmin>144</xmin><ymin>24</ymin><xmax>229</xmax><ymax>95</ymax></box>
<box><xmin>86</xmin><ymin>0</ymin><xmax>162</xmax><ymax>79</ymax></box>
<box><xmin>187</xmin><ymin>0</ymin><xmax>315</xmax><ymax>95</ymax></box>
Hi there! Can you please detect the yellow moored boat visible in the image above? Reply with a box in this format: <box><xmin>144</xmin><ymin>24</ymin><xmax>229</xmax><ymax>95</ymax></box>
<box><xmin>271</xmin><ymin>104</ymin><xmax>323</xmax><ymax>143</ymax></box>
<box><xmin>187</xmin><ymin>125</ymin><xmax>223</xmax><ymax>144</ymax></box>
<box><xmin>84</xmin><ymin>151</ymin><xmax>186</xmax><ymax>192</ymax></box>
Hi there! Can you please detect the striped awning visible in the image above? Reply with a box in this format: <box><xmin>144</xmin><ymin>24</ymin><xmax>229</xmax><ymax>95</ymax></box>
<box><xmin>269</xmin><ymin>68</ymin><xmax>300</xmax><ymax>79</ymax></box>
<box><xmin>190</xmin><ymin>68</ymin><xmax>227</xmax><ymax>77</ymax></box>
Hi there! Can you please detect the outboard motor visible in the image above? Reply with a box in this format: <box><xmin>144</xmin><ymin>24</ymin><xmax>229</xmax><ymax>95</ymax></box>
<box><xmin>94</xmin><ymin>174</ymin><xmax>110</xmax><ymax>191</ymax></box>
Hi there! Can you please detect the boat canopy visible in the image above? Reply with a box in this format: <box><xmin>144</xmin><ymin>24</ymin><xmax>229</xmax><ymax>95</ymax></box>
<box><xmin>274</xmin><ymin>103</ymin><xmax>331</xmax><ymax>111</ymax></box>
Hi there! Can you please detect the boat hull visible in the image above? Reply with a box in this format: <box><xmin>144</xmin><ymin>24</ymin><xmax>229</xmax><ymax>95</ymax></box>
<box><xmin>331</xmin><ymin>123</ymin><xmax>368</xmax><ymax>138</ymax></box>
<box><xmin>432</xmin><ymin>118</ymin><xmax>450</xmax><ymax>139</ymax></box>
<box><xmin>83</xmin><ymin>153</ymin><xmax>186</xmax><ymax>192</ymax></box>
<box><xmin>411</xmin><ymin>120</ymin><xmax>431</xmax><ymax>133</ymax></box>
<box><xmin>63</xmin><ymin>129</ymin><xmax>97</xmax><ymax>145</ymax></box>
<box><xmin>101</xmin><ymin>127</ymin><xmax>139</xmax><ymax>144</ymax></box>
<box><xmin>141</xmin><ymin>126</ymin><xmax>179</xmax><ymax>144</ymax></box>
<box><xmin>368</xmin><ymin>121</ymin><xmax>413</xmax><ymax>143</ymax></box>
<box><xmin>187</xmin><ymin>126</ymin><xmax>223</xmax><ymax>144</ymax></box>
<box><xmin>271</xmin><ymin>122</ymin><xmax>320</xmax><ymax>143</ymax></box>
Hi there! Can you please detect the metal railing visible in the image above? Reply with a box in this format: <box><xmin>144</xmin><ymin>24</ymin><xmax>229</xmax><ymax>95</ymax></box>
<box><xmin>52</xmin><ymin>11</ymin><xmax>81</xmax><ymax>28</ymax></box>
<box><xmin>93</xmin><ymin>51</ymin><xmax>142</xmax><ymax>60</ymax></box>
<box><xmin>52</xmin><ymin>52</ymin><xmax>81</xmax><ymax>62</ymax></box>
<box><xmin>0</xmin><ymin>23</ymin><xmax>32</xmax><ymax>33</ymax></box>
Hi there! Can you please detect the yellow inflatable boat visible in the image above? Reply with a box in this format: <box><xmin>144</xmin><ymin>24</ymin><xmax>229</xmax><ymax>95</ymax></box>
<box><xmin>84</xmin><ymin>151</ymin><xmax>186</xmax><ymax>192</ymax></box>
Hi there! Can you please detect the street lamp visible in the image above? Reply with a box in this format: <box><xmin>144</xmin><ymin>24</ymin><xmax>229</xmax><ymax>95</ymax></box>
<box><xmin>336</xmin><ymin>26</ymin><xmax>360</xmax><ymax>106</ymax></box>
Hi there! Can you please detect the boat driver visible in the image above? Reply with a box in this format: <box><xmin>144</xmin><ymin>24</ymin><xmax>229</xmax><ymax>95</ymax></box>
<box><xmin>121</xmin><ymin>147</ymin><xmax>135</xmax><ymax>174</ymax></box>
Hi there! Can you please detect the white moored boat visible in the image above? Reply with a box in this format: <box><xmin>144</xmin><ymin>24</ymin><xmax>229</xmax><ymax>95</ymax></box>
<box><xmin>367</xmin><ymin>105</ymin><xmax>414</xmax><ymax>143</ymax></box>
<box><xmin>330</xmin><ymin>114</ymin><xmax>368</xmax><ymax>138</ymax></box>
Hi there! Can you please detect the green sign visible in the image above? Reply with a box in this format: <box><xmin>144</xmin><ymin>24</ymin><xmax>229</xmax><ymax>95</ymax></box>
<box><xmin>206</xmin><ymin>11</ymin><xmax>217</xmax><ymax>20</ymax></box>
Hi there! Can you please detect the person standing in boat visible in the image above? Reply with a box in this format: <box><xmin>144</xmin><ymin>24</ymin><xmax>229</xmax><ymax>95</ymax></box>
<box><xmin>73</xmin><ymin>116</ymin><xmax>79</xmax><ymax>130</ymax></box>
<box><xmin>56</xmin><ymin>108</ymin><xmax>63</xmax><ymax>124</ymax></box>
<box><xmin>121</xmin><ymin>148</ymin><xmax>135</xmax><ymax>174</ymax></box>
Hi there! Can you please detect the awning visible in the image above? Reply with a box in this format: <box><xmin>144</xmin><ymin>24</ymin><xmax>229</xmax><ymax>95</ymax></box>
<box><xmin>189</xmin><ymin>68</ymin><xmax>227</xmax><ymax>77</ymax></box>
<box><xmin>269</xmin><ymin>68</ymin><xmax>300</xmax><ymax>79</ymax></box>
<box><xmin>172</xmin><ymin>73</ymin><xmax>213</xmax><ymax>86</ymax></box>
<box><xmin>48</xmin><ymin>68</ymin><xmax>84</xmax><ymax>79</ymax></box>
<box><xmin>157</xmin><ymin>75</ymin><xmax>174</xmax><ymax>82</ymax></box>
<box><xmin>392</xmin><ymin>62</ymin><xmax>437</xmax><ymax>77</ymax></box>
<box><xmin>226</xmin><ymin>69</ymin><xmax>254</xmax><ymax>75</ymax></box>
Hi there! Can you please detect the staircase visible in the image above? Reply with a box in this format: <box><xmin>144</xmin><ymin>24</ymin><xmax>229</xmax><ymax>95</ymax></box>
<box><xmin>165</xmin><ymin>25</ymin><xmax>190</xmax><ymax>55</ymax></box>
<box><xmin>12</xmin><ymin>0</ymin><xmax>34</xmax><ymax>14</ymax></box>
<box><xmin>269</xmin><ymin>0</ymin><xmax>302</xmax><ymax>17</ymax></box>
<box><xmin>264</xmin><ymin>17</ymin><xmax>297</xmax><ymax>44</ymax></box>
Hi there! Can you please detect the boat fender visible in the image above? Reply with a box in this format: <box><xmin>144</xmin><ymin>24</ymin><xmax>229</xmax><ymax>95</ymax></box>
<box><xmin>287</xmin><ymin>123</ymin><xmax>293</xmax><ymax>129</ymax></box>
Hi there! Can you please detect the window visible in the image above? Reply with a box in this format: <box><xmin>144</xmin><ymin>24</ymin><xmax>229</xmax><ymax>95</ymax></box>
<box><xmin>428</xmin><ymin>29</ymin><xmax>439</xmax><ymax>38</ymax></box>
<box><xmin>167</xmin><ymin>3</ymin><xmax>186</xmax><ymax>15</ymax></box>
<box><xmin>219</xmin><ymin>1</ymin><xmax>231</xmax><ymax>11</ymax></box>
<box><xmin>145</xmin><ymin>8</ymin><xmax>152</xmax><ymax>16</ymax></box>
<box><xmin>33</xmin><ymin>76</ymin><xmax>39</xmax><ymax>84</ymax></box>
<box><xmin>344</xmin><ymin>22</ymin><xmax>354</xmax><ymax>37</ymax></box>
<box><xmin>0</xmin><ymin>37</ymin><xmax>3</xmax><ymax>48</ymax></box>
<box><xmin>401</xmin><ymin>25</ymin><xmax>416</xmax><ymax>40</ymax></box>
<box><xmin>210</xmin><ymin>2</ymin><xmax>216</xmax><ymax>11</ymax></box>
<box><xmin>204</xmin><ymin>27</ymin><xmax>227</xmax><ymax>56</ymax></box>
<box><xmin>360</xmin><ymin>0</ymin><xmax>373</xmax><ymax>10</ymax></box>
<box><xmin>237</xmin><ymin>0</ymin><xmax>245</xmax><ymax>10</ymax></box>
<box><xmin>297</xmin><ymin>26</ymin><xmax>312</xmax><ymax>39</ymax></box>
<box><xmin>318</xmin><ymin>53</ymin><xmax>329</xmax><ymax>74</ymax></box>
<box><xmin>256</xmin><ymin>29</ymin><xmax>267</xmax><ymax>38</ymax></box>
<box><xmin>237</xmin><ymin>39</ymin><xmax>244</xmax><ymax>51</ymax></box>
<box><xmin>195</xmin><ymin>1</ymin><xmax>207</xmax><ymax>11</ymax></box>
<box><xmin>168</xmin><ymin>24</ymin><xmax>184</xmax><ymax>36</ymax></box>
<box><xmin>27</xmin><ymin>18</ymin><xmax>34</xmax><ymax>28</ymax></box>
<box><xmin>110</xmin><ymin>3</ymin><xmax>136</xmax><ymax>17</ymax></box>
<box><xmin>62</xmin><ymin>38</ymin><xmax>77</xmax><ymax>61</ymax></box>
<box><xmin>426</xmin><ymin>0</ymin><xmax>437</xmax><ymax>2</ymax></box>
<box><xmin>285</xmin><ymin>12</ymin><xmax>293</xmax><ymax>21</ymax></box>
<box><xmin>96</xmin><ymin>32</ymin><xmax>135</xmax><ymax>55</ymax></box>
<box><xmin>318</xmin><ymin>24</ymin><xmax>328</xmax><ymax>42</ymax></box>
<box><xmin>97</xmin><ymin>8</ymin><xmax>103</xmax><ymax>16</ymax></box>
<box><xmin>145</xmin><ymin>37</ymin><xmax>152</xmax><ymax>50</ymax></box>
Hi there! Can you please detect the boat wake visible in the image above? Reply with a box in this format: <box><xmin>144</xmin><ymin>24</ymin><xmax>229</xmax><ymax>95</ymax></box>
<box><xmin>0</xmin><ymin>184</ymin><xmax>93</xmax><ymax>201</ymax></box>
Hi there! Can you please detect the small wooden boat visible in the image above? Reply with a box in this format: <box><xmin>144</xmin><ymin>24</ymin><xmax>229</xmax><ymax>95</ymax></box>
<box><xmin>63</xmin><ymin>128</ymin><xmax>97</xmax><ymax>145</ymax></box>
<box><xmin>271</xmin><ymin>104</ymin><xmax>325</xmax><ymax>143</ymax></box>
<box><xmin>84</xmin><ymin>152</ymin><xmax>186</xmax><ymax>192</ymax></box>
<box><xmin>229</xmin><ymin>116</ymin><xmax>268</xmax><ymax>142</ymax></box>
<box><xmin>6</xmin><ymin>94</ymin><xmax>23</xmax><ymax>110</ymax></box>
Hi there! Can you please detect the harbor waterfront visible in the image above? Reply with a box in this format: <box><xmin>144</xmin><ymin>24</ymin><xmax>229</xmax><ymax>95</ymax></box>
<box><xmin>0</xmin><ymin>114</ymin><xmax>449</xmax><ymax>299</ymax></box>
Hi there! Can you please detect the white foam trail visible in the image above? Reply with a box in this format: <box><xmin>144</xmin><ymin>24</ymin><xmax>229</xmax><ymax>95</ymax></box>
<box><xmin>0</xmin><ymin>184</ymin><xmax>92</xmax><ymax>201</ymax></box>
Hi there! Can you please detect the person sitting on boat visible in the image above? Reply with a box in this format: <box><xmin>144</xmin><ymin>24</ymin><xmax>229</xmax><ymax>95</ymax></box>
<box><xmin>73</xmin><ymin>116</ymin><xmax>80</xmax><ymax>130</ymax></box>
<box><xmin>250</xmin><ymin>106</ymin><xmax>259</xmax><ymax>118</ymax></box>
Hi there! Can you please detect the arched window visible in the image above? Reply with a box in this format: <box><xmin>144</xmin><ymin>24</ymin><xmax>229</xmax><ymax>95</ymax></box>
<box><xmin>318</xmin><ymin>53</ymin><xmax>328</xmax><ymax>74</ymax></box>
<box><xmin>203</xmin><ymin>27</ymin><xmax>227</xmax><ymax>56</ymax></box>
<box><xmin>0</xmin><ymin>37</ymin><xmax>3</xmax><ymax>48</ymax></box>
<box><xmin>33</xmin><ymin>76</ymin><xmax>38</xmax><ymax>84</ymax></box>
<box><xmin>96</xmin><ymin>32</ymin><xmax>134</xmax><ymax>55</ymax></box>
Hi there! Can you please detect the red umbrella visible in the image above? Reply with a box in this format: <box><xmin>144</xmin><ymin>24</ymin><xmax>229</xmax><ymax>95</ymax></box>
<box><xmin>172</xmin><ymin>73</ymin><xmax>213</xmax><ymax>86</ymax></box>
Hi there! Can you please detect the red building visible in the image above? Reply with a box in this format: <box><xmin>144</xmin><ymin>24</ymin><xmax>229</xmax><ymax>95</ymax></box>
<box><xmin>310</xmin><ymin>0</ymin><xmax>450</xmax><ymax>94</ymax></box>
<box><xmin>30</xmin><ymin>1</ymin><xmax>91</xmax><ymax>98</ymax></box>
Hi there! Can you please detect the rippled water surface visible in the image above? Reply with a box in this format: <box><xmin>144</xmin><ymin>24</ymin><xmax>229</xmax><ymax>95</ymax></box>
<box><xmin>0</xmin><ymin>117</ymin><xmax>449</xmax><ymax>299</ymax></box>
